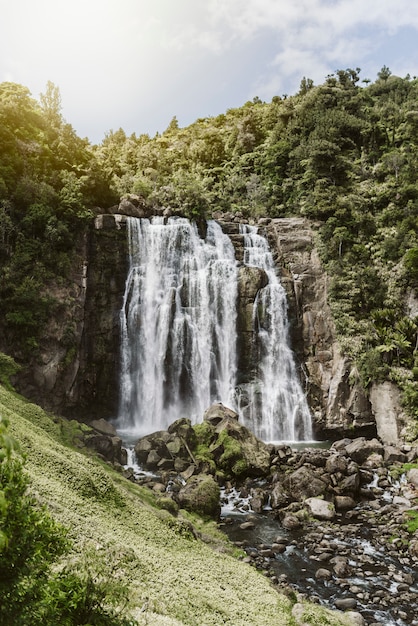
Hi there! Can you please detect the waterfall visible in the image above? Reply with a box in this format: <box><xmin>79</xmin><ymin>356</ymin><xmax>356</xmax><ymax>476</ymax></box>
<box><xmin>236</xmin><ymin>225</ymin><xmax>312</xmax><ymax>441</ymax></box>
<box><xmin>117</xmin><ymin>216</ymin><xmax>312</xmax><ymax>442</ymax></box>
<box><xmin>117</xmin><ymin>217</ymin><xmax>238</xmax><ymax>436</ymax></box>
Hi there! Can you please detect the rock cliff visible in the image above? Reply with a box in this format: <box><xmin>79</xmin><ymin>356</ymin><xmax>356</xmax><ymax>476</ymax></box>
<box><xmin>12</xmin><ymin>207</ymin><xmax>405</xmax><ymax>441</ymax></box>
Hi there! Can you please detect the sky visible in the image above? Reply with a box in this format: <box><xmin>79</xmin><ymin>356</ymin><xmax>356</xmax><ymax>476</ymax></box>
<box><xmin>1</xmin><ymin>0</ymin><xmax>418</xmax><ymax>144</ymax></box>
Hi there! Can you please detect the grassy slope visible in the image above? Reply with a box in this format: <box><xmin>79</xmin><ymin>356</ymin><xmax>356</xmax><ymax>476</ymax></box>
<box><xmin>1</xmin><ymin>385</ymin><xmax>352</xmax><ymax>626</ymax></box>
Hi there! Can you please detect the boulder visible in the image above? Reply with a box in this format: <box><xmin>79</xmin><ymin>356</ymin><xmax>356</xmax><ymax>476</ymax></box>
<box><xmin>134</xmin><ymin>424</ymin><xmax>195</xmax><ymax>471</ymax></box>
<box><xmin>176</xmin><ymin>475</ymin><xmax>220</xmax><ymax>519</ymax></box>
<box><xmin>384</xmin><ymin>446</ymin><xmax>407</xmax><ymax>464</ymax></box>
<box><xmin>281</xmin><ymin>514</ymin><xmax>302</xmax><ymax>530</ymax></box>
<box><xmin>345</xmin><ymin>438</ymin><xmax>384</xmax><ymax>465</ymax></box>
<box><xmin>305</xmin><ymin>497</ymin><xmax>336</xmax><ymax>521</ymax></box>
<box><xmin>335</xmin><ymin>496</ymin><xmax>356</xmax><ymax>511</ymax></box>
<box><xmin>283</xmin><ymin>466</ymin><xmax>327</xmax><ymax>501</ymax></box>
<box><xmin>334</xmin><ymin>598</ymin><xmax>357</xmax><ymax>610</ymax></box>
<box><xmin>315</xmin><ymin>568</ymin><xmax>332</xmax><ymax>580</ymax></box>
<box><xmin>338</xmin><ymin>472</ymin><xmax>360</xmax><ymax>496</ymax></box>
<box><xmin>204</xmin><ymin>403</ymin><xmax>239</xmax><ymax>427</ymax></box>
<box><xmin>325</xmin><ymin>453</ymin><xmax>349</xmax><ymax>475</ymax></box>
<box><xmin>168</xmin><ymin>417</ymin><xmax>197</xmax><ymax>448</ymax></box>
<box><xmin>270</xmin><ymin>482</ymin><xmax>290</xmax><ymax>509</ymax></box>
<box><xmin>90</xmin><ymin>418</ymin><xmax>117</xmax><ymax>437</ymax></box>
<box><xmin>407</xmin><ymin>468</ymin><xmax>418</xmax><ymax>488</ymax></box>
<box><xmin>203</xmin><ymin>404</ymin><xmax>271</xmax><ymax>478</ymax></box>
<box><xmin>85</xmin><ymin>434</ymin><xmax>124</xmax><ymax>464</ymax></box>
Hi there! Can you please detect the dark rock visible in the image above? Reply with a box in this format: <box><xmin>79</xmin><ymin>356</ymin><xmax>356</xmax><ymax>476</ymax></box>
<box><xmin>338</xmin><ymin>472</ymin><xmax>360</xmax><ymax>496</ymax></box>
<box><xmin>345</xmin><ymin>438</ymin><xmax>384</xmax><ymax>464</ymax></box>
<box><xmin>384</xmin><ymin>446</ymin><xmax>407</xmax><ymax>464</ymax></box>
<box><xmin>85</xmin><ymin>433</ymin><xmax>124</xmax><ymax>464</ymax></box>
<box><xmin>334</xmin><ymin>597</ymin><xmax>357</xmax><ymax>610</ymax></box>
<box><xmin>176</xmin><ymin>475</ymin><xmax>220</xmax><ymax>519</ymax></box>
<box><xmin>283</xmin><ymin>466</ymin><xmax>327</xmax><ymax>501</ymax></box>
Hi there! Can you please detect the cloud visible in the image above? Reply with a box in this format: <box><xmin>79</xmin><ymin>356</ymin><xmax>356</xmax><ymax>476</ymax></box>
<box><xmin>1</xmin><ymin>0</ymin><xmax>417</xmax><ymax>141</ymax></box>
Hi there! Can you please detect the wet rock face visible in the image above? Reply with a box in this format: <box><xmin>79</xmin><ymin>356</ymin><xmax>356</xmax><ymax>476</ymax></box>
<box><xmin>133</xmin><ymin>404</ymin><xmax>272</xmax><ymax>480</ymax></box>
<box><xmin>264</xmin><ymin>218</ymin><xmax>376</xmax><ymax>441</ymax></box>
<box><xmin>216</xmin><ymin>215</ymin><xmax>382</xmax><ymax>441</ymax></box>
<box><xmin>11</xmin><ymin>209</ymin><xmax>407</xmax><ymax>444</ymax></box>
<box><xmin>14</xmin><ymin>216</ymin><xmax>129</xmax><ymax>421</ymax></box>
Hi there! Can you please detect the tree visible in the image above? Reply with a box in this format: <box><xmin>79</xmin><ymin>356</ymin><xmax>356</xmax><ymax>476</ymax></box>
<box><xmin>0</xmin><ymin>416</ymin><xmax>68</xmax><ymax>622</ymax></box>
<box><xmin>378</xmin><ymin>65</ymin><xmax>392</xmax><ymax>81</ymax></box>
<box><xmin>298</xmin><ymin>77</ymin><xmax>314</xmax><ymax>95</ymax></box>
<box><xmin>40</xmin><ymin>81</ymin><xmax>62</xmax><ymax>125</ymax></box>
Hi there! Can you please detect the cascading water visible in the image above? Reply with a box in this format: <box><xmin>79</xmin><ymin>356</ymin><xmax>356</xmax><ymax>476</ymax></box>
<box><xmin>117</xmin><ymin>216</ymin><xmax>312</xmax><ymax>442</ymax></box>
<box><xmin>235</xmin><ymin>225</ymin><xmax>312</xmax><ymax>441</ymax></box>
<box><xmin>117</xmin><ymin>217</ymin><xmax>238</xmax><ymax>436</ymax></box>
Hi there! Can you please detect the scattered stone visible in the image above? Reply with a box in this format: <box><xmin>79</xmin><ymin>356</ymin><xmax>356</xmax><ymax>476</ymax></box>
<box><xmin>334</xmin><ymin>597</ymin><xmax>357</xmax><ymax>610</ymax></box>
<box><xmin>315</xmin><ymin>568</ymin><xmax>332</xmax><ymax>580</ymax></box>
<box><xmin>305</xmin><ymin>497</ymin><xmax>336</xmax><ymax>521</ymax></box>
<box><xmin>240</xmin><ymin>521</ymin><xmax>255</xmax><ymax>530</ymax></box>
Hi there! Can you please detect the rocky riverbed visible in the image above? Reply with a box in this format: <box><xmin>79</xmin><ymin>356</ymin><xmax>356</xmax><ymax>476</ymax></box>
<box><xmin>90</xmin><ymin>404</ymin><xmax>418</xmax><ymax>625</ymax></box>
<box><xmin>219</xmin><ymin>473</ymin><xmax>418</xmax><ymax>626</ymax></box>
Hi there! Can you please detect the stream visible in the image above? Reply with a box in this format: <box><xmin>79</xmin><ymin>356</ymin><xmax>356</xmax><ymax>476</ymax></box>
<box><xmin>219</xmin><ymin>486</ymin><xmax>418</xmax><ymax>626</ymax></box>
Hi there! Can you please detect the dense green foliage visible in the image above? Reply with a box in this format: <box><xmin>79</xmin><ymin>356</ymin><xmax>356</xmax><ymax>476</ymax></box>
<box><xmin>94</xmin><ymin>67</ymin><xmax>418</xmax><ymax>425</ymax></box>
<box><xmin>0</xmin><ymin>81</ymin><xmax>117</xmax><ymax>357</ymax></box>
<box><xmin>0</xmin><ymin>414</ymin><xmax>136</xmax><ymax>626</ymax></box>
<box><xmin>0</xmin><ymin>68</ymin><xmax>417</xmax><ymax>422</ymax></box>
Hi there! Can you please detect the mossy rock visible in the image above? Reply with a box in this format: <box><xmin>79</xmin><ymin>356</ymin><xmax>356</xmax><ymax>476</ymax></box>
<box><xmin>176</xmin><ymin>475</ymin><xmax>220</xmax><ymax>519</ymax></box>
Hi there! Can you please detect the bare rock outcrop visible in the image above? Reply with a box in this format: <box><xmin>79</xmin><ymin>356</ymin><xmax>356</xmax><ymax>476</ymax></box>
<box><xmin>265</xmin><ymin>218</ymin><xmax>377</xmax><ymax>440</ymax></box>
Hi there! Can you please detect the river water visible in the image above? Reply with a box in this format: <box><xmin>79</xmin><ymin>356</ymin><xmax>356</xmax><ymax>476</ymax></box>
<box><xmin>220</xmin><ymin>486</ymin><xmax>418</xmax><ymax>626</ymax></box>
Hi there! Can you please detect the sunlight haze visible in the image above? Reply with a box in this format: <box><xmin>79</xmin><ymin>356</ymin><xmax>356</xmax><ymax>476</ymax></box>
<box><xmin>1</xmin><ymin>0</ymin><xmax>418</xmax><ymax>143</ymax></box>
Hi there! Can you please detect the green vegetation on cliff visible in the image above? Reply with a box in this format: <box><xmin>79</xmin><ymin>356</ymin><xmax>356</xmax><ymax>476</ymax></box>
<box><xmin>0</xmin><ymin>67</ymin><xmax>417</xmax><ymax>422</ymax></box>
<box><xmin>0</xmin><ymin>385</ymin><xmax>354</xmax><ymax>625</ymax></box>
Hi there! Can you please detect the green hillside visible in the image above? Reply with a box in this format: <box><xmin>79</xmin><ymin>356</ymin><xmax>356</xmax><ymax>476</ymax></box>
<box><xmin>0</xmin><ymin>385</ymin><xmax>354</xmax><ymax>625</ymax></box>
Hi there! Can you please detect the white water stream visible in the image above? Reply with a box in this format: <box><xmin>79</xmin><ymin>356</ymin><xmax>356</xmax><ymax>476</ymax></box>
<box><xmin>117</xmin><ymin>217</ymin><xmax>312</xmax><ymax>442</ymax></box>
<box><xmin>235</xmin><ymin>225</ymin><xmax>312</xmax><ymax>441</ymax></box>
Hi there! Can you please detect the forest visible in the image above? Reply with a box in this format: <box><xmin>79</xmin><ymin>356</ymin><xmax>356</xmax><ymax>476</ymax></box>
<box><xmin>1</xmin><ymin>67</ymin><xmax>417</xmax><ymax>424</ymax></box>
<box><xmin>1</xmin><ymin>67</ymin><xmax>418</xmax><ymax>625</ymax></box>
